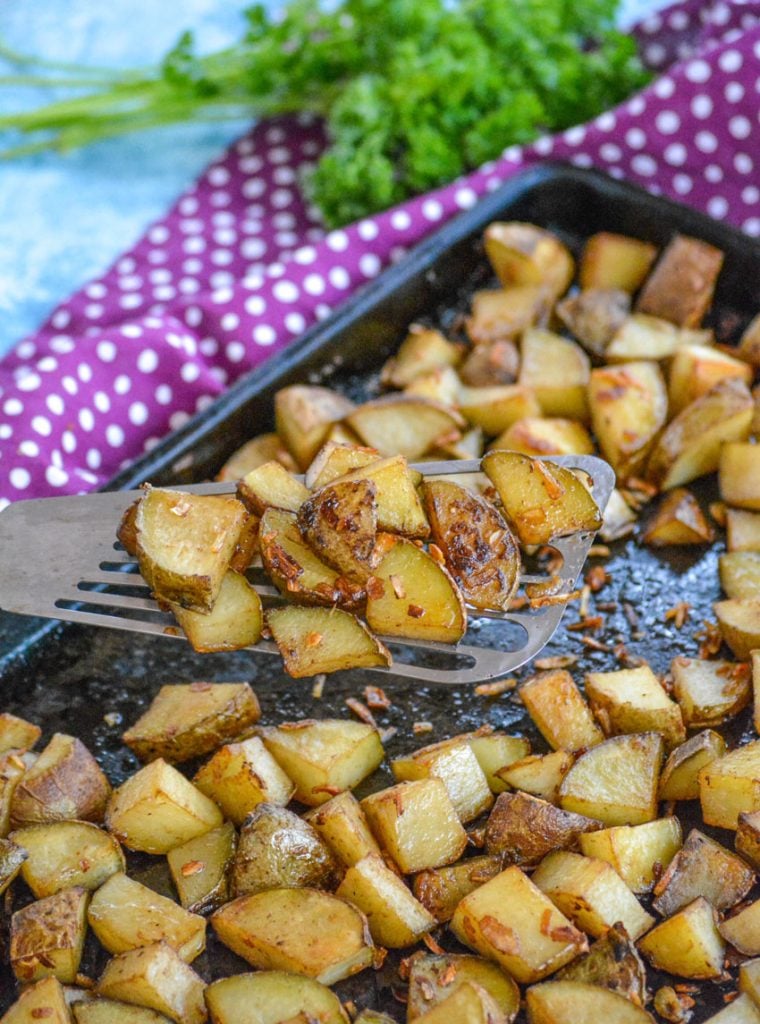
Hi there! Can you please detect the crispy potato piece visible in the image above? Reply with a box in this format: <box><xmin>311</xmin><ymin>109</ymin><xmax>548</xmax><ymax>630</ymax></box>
<box><xmin>482</xmin><ymin>451</ymin><xmax>602</xmax><ymax>546</ymax></box>
<box><xmin>0</xmin><ymin>752</ymin><xmax>36</xmax><ymax>836</ymax></box>
<box><xmin>166</xmin><ymin>822</ymin><xmax>236</xmax><ymax>914</ymax></box>
<box><xmin>135</xmin><ymin>488</ymin><xmax>246</xmax><ymax>613</ymax></box>
<box><xmin>559</xmin><ymin>733</ymin><xmax>663</xmax><ymax>826</ymax></box>
<box><xmin>123</xmin><ymin>683</ymin><xmax>259</xmax><ymax>766</ymax></box>
<box><xmin>466</xmin><ymin>286</ymin><xmax>550</xmax><ymax>346</ymax></box>
<box><xmin>599</xmin><ymin>489</ymin><xmax>638</xmax><ymax>542</ymax></box>
<box><xmin>526</xmin><ymin>980</ymin><xmax>654</xmax><ymax>1024</ymax></box>
<box><xmin>450</xmin><ymin>865</ymin><xmax>587</xmax><ymax>983</ymax></box>
<box><xmin>392</xmin><ymin>736</ymin><xmax>493</xmax><ymax>824</ymax></box>
<box><xmin>0</xmin><ymin>713</ymin><xmax>40</xmax><ymax>755</ymax></box>
<box><xmin>658</xmin><ymin>730</ymin><xmax>727</xmax><ymax>802</ymax></box>
<box><xmin>205</xmin><ymin>972</ymin><xmax>348</xmax><ymax>1024</ymax></box>
<box><xmin>520</xmin><ymin>670</ymin><xmax>603</xmax><ymax>752</ymax></box>
<box><xmin>555</xmin><ymin>923</ymin><xmax>647</xmax><ymax>1004</ymax></box>
<box><xmin>303</xmin><ymin>791</ymin><xmax>381</xmax><ymax>868</ymax></box>
<box><xmin>484</xmin><ymin>223</ymin><xmax>574</xmax><ymax>297</ymax></box>
<box><xmin>260</xmin><ymin>719</ymin><xmax>384</xmax><ymax>807</ymax></box>
<box><xmin>275</xmin><ymin>386</ymin><xmax>356</xmax><ymax>470</ymax></box>
<box><xmin>653</xmin><ymin>828</ymin><xmax>754</xmax><ymax>916</ymax></box>
<box><xmin>727</xmin><ymin>509</ymin><xmax>760</xmax><ymax>552</ymax></box>
<box><xmin>585</xmin><ymin>665</ymin><xmax>685</xmax><ymax>750</ymax></box>
<box><xmin>117</xmin><ymin>500</ymin><xmax>140</xmax><ymax>556</ymax></box>
<box><xmin>492</xmin><ymin>417</ymin><xmax>594</xmax><ymax>458</ymax></box>
<box><xmin>347</xmin><ymin>396</ymin><xmax>465</xmax><ymax>460</ymax></box>
<box><xmin>740</xmin><ymin>959</ymin><xmax>760</xmax><ymax>1008</ymax></box>
<box><xmin>217</xmin><ymin>432</ymin><xmax>297</xmax><ymax>482</ymax></box>
<box><xmin>496</xmin><ymin>751</ymin><xmax>574</xmax><ymax>804</ymax></box>
<box><xmin>699</xmin><ymin>739</ymin><xmax>760</xmax><ymax>830</ymax></box>
<box><xmin>366</xmin><ymin>534</ymin><xmax>466</xmax><ymax>643</ymax></box>
<box><xmin>11</xmin><ymin>733</ymin><xmax>111</xmax><ymax>827</ymax></box>
<box><xmin>721</xmin><ymin>442</ymin><xmax>760</xmax><ymax>510</ymax></box>
<box><xmin>405</xmin><ymin>365</ymin><xmax>461</xmax><ymax>406</ymax></box>
<box><xmin>721</xmin><ymin>552</ymin><xmax>760</xmax><ymax>600</ymax></box>
<box><xmin>737</xmin><ymin>810</ymin><xmax>760</xmax><ymax>869</ymax></box>
<box><xmin>671</xmin><ymin>657</ymin><xmax>750</xmax><ymax>728</ymax></box>
<box><xmin>643</xmin><ymin>488</ymin><xmax>715</xmax><ymax>547</ymax></box>
<box><xmin>298</xmin><ymin>479</ymin><xmax>377</xmax><ymax>582</ymax></box>
<box><xmin>12</xmin><ymin>820</ymin><xmax>124</xmax><ymax>898</ymax></box>
<box><xmin>362</xmin><ymin>779</ymin><xmax>466</xmax><ymax>873</ymax></box>
<box><xmin>468</xmin><ymin>733</ymin><xmax>531</xmax><ymax>794</ymax></box>
<box><xmin>0</xmin><ymin>836</ymin><xmax>26</xmax><ymax>896</ymax></box>
<box><xmin>381</xmin><ymin>326</ymin><xmax>462</xmax><ymax>389</ymax></box>
<box><xmin>1</xmin><ymin>977</ymin><xmax>72</xmax><ymax>1024</ymax></box>
<box><xmin>407</xmin><ymin>953</ymin><xmax>520</xmax><ymax>1023</ymax></box>
<box><xmin>579</xmin><ymin>818</ymin><xmax>682</xmax><ymax>893</ymax></box>
<box><xmin>171</xmin><ymin>571</ymin><xmax>262</xmax><ymax>653</ymax></box>
<box><xmin>334</xmin><ymin>455</ymin><xmax>429</xmax><ymax>538</ymax></box>
<box><xmin>588</xmin><ymin>361</ymin><xmax>668</xmax><ymax>480</ymax></box>
<box><xmin>485</xmin><ymin>791</ymin><xmax>601</xmax><ymax>866</ymax></box>
<box><xmin>422</xmin><ymin>480</ymin><xmax>519</xmax><ymax>612</ymax></box>
<box><xmin>518</xmin><ymin>329</ymin><xmax>590</xmax><ymax>422</ymax></box>
<box><xmin>670</xmin><ymin>345</ymin><xmax>752</xmax><ymax>416</ymax></box>
<box><xmin>228</xmin><ymin>513</ymin><xmax>259</xmax><ymax>573</ymax></box>
<box><xmin>459</xmin><ymin>340</ymin><xmax>519</xmax><ymax>387</ymax></box>
<box><xmin>266</xmin><ymin>605</ymin><xmax>392</xmax><ymax>678</ymax></box>
<box><xmin>703</xmin><ymin>995</ymin><xmax>760</xmax><ymax>1024</ymax></box>
<box><xmin>212</xmin><ymin>888</ymin><xmax>373</xmax><ymax>984</ymax></box>
<box><xmin>194</xmin><ymin>736</ymin><xmax>294</xmax><ymax>825</ymax></box>
<box><xmin>336</xmin><ymin>854</ymin><xmax>435</xmax><ymax>948</ymax></box>
<box><xmin>305</xmin><ymin>442</ymin><xmax>379</xmax><ymax>490</ymax></box>
<box><xmin>555</xmin><ymin>289</ymin><xmax>631</xmax><ymax>357</ymax></box>
<box><xmin>641</xmin><ymin>897</ymin><xmax>725</xmax><ymax>979</ymax></box>
<box><xmin>230</xmin><ymin>803</ymin><xmax>338</xmax><ymax>898</ymax></box>
<box><xmin>580</xmin><ymin>233</ymin><xmax>658</xmax><ymax>293</ymax></box>
<box><xmin>647</xmin><ymin>379</ymin><xmax>753</xmax><ymax>490</ymax></box>
<box><xmin>715</xmin><ymin>598</ymin><xmax>760</xmax><ymax>661</ymax></box>
<box><xmin>237</xmin><ymin>461</ymin><xmax>309</xmax><ymax>516</ymax></box>
<box><xmin>606</xmin><ymin>314</ymin><xmax>711</xmax><ymax>363</ymax></box>
<box><xmin>10</xmin><ymin>887</ymin><xmax>88</xmax><ymax>984</ymax></box>
<box><xmin>412</xmin><ymin>855</ymin><xmax>503</xmax><ymax>924</ymax></box>
<box><xmin>724</xmin><ymin>900</ymin><xmax>760</xmax><ymax>956</ymax></box>
<box><xmin>106</xmin><ymin>759</ymin><xmax>222</xmax><ymax>854</ymax></box>
<box><xmin>636</xmin><ymin>233</ymin><xmax>724</xmax><ymax>327</ymax></box>
<box><xmin>74</xmin><ymin>1000</ymin><xmax>173</xmax><ymax>1023</ymax></box>
<box><xmin>412</xmin><ymin>982</ymin><xmax>502</xmax><ymax>1024</ymax></box>
<box><xmin>97</xmin><ymin>942</ymin><xmax>207</xmax><ymax>1024</ymax></box>
<box><xmin>458</xmin><ymin>383</ymin><xmax>541</xmax><ymax>436</ymax></box>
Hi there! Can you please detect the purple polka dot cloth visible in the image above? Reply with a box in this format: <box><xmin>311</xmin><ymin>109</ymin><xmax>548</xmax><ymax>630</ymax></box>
<box><xmin>0</xmin><ymin>0</ymin><xmax>758</xmax><ymax>507</ymax></box>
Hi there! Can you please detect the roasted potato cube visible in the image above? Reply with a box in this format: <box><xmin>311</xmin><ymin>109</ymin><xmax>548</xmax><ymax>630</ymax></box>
<box><xmin>526</xmin><ymin>980</ymin><xmax>654</xmax><ymax>1024</ymax></box>
<box><xmin>699</xmin><ymin>739</ymin><xmax>760</xmax><ymax>829</ymax></box>
<box><xmin>497</xmin><ymin>751</ymin><xmax>574</xmax><ymax>804</ymax></box>
<box><xmin>0</xmin><ymin>713</ymin><xmax>40</xmax><ymax>755</ymax></box>
<box><xmin>450</xmin><ymin>865</ymin><xmax>587</xmax><ymax>983</ymax></box>
<box><xmin>559</xmin><ymin>733</ymin><xmax>663</xmax><ymax>826</ymax></box>
<box><xmin>485</xmin><ymin>791</ymin><xmax>601</xmax><ymax>867</ymax></box>
<box><xmin>652</xmin><ymin>828</ymin><xmax>755</xmax><ymax>916</ymax></box>
<box><xmin>659</xmin><ymin>728</ymin><xmax>727</xmax><ymax>801</ymax></box>
<box><xmin>714</xmin><ymin>598</ymin><xmax>760</xmax><ymax>661</ymax></box>
<box><xmin>636</xmin><ymin>233</ymin><xmax>724</xmax><ymax>327</ymax></box>
<box><xmin>672</xmin><ymin>657</ymin><xmax>750</xmax><ymax>728</ymax></box>
<box><xmin>579</xmin><ymin>818</ymin><xmax>682</xmax><ymax>893</ymax></box>
<box><xmin>647</xmin><ymin>379</ymin><xmax>753</xmax><ymax>490</ymax></box>
<box><xmin>171</xmin><ymin>571</ymin><xmax>262</xmax><ymax>653</ymax></box>
<box><xmin>580</xmin><ymin>232</ymin><xmax>658</xmax><ymax>293</ymax></box>
<box><xmin>407</xmin><ymin>953</ymin><xmax>520</xmax><ymax>1023</ymax></box>
<box><xmin>605</xmin><ymin>314</ymin><xmax>711</xmax><ymax>362</ymax></box>
<box><xmin>275</xmin><ymin>386</ymin><xmax>355</xmax><ymax>470</ymax></box>
<box><xmin>641</xmin><ymin>897</ymin><xmax>725</xmax><ymax>979</ymax></box>
<box><xmin>97</xmin><ymin>942</ymin><xmax>207</xmax><ymax>1024</ymax></box>
<box><xmin>0</xmin><ymin>977</ymin><xmax>72</xmax><ymax>1024</ymax></box>
<box><xmin>381</xmin><ymin>326</ymin><xmax>462</xmax><ymax>389</ymax></box>
<box><xmin>217</xmin><ymin>432</ymin><xmax>297</xmax><ymax>482</ymax></box>
<box><xmin>720</xmin><ymin>898</ymin><xmax>760</xmax><ymax>955</ymax></box>
<box><xmin>106</xmin><ymin>759</ymin><xmax>222</xmax><ymax>854</ymax></box>
<box><xmin>204</xmin><ymin>971</ymin><xmax>348</xmax><ymax>1024</ymax></box>
<box><xmin>555</xmin><ymin>288</ymin><xmax>631</xmax><ymax>357</ymax></box>
<box><xmin>366</xmin><ymin>534</ymin><xmax>467</xmax><ymax>643</ymax></box>
<box><xmin>392</xmin><ymin>736</ymin><xmax>493</xmax><ymax>824</ymax></box>
<box><xmin>721</xmin><ymin>552</ymin><xmax>760</xmax><ymax>600</ymax></box>
<box><xmin>555</xmin><ymin>923</ymin><xmax>647</xmax><ymax>1005</ymax></box>
<box><xmin>727</xmin><ymin>509</ymin><xmax>760</xmax><ymax>552</ymax></box>
<box><xmin>739</xmin><ymin>958</ymin><xmax>760</xmax><ymax>1006</ymax></box>
<box><xmin>422</xmin><ymin>480</ymin><xmax>519</xmax><ymax>612</ymax></box>
<box><xmin>135</xmin><ymin>488</ymin><xmax>247</xmax><ymax>613</ymax></box>
<box><xmin>361</xmin><ymin>779</ymin><xmax>467</xmax><ymax>873</ymax></box>
<box><xmin>412</xmin><ymin>982</ymin><xmax>502</xmax><ymax>1024</ymax></box>
<box><xmin>466</xmin><ymin>286</ymin><xmax>550</xmax><ymax>346</ymax></box>
<box><xmin>721</xmin><ymin>442</ymin><xmax>760</xmax><ymax>510</ymax></box>
<box><xmin>122</xmin><ymin>682</ymin><xmax>260</xmax><ymax>765</ymax></box>
<box><xmin>298</xmin><ymin>479</ymin><xmax>377</xmax><ymax>582</ymax></box>
<box><xmin>227</xmin><ymin>513</ymin><xmax>260</xmax><ymax>573</ymax></box>
<box><xmin>482</xmin><ymin>451</ymin><xmax>602</xmax><ymax>546</ymax></box>
<box><xmin>458</xmin><ymin>383</ymin><xmax>541</xmax><ymax>436</ymax></box>
<box><xmin>333</xmin><ymin>454</ymin><xmax>428</xmax><ymax>537</ymax></box>
<box><xmin>412</xmin><ymin>855</ymin><xmax>503</xmax><ymax>924</ymax></box>
<box><xmin>491</xmin><ymin>417</ymin><xmax>594</xmax><ymax>458</ymax></box>
<box><xmin>166</xmin><ymin>822</ymin><xmax>235</xmax><ymax>914</ymax></box>
<box><xmin>230</xmin><ymin>803</ymin><xmax>338</xmax><ymax>898</ymax></box>
<box><xmin>518</xmin><ymin>329</ymin><xmax>589</xmax><ymax>422</ymax></box>
<box><xmin>585</xmin><ymin>665</ymin><xmax>685</xmax><ymax>749</ymax></box>
<box><xmin>266</xmin><ymin>605</ymin><xmax>392</xmax><ymax>678</ymax></box>
<box><xmin>737</xmin><ymin>810</ymin><xmax>760</xmax><ymax>869</ymax></box>
<box><xmin>588</xmin><ymin>361</ymin><xmax>668</xmax><ymax>480</ymax></box>
<box><xmin>336</xmin><ymin>854</ymin><xmax>435</xmax><ymax>948</ymax></box>
<box><xmin>303</xmin><ymin>791</ymin><xmax>381</xmax><ymax>868</ymax></box>
<box><xmin>468</xmin><ymin>733</ymin><xmax>531</xmax><ymax>794</ymax></box>
<box><xmin>599</xmin><ymin>489</ymin><xmax>638</xmax><ymax>542</ymax></box>
<box><xmin>194</xmin><ymin>737</ymin><xmax>294</xmax><ymax>825</ymax></box>
<box><xmin>484</xmin><ymin>223</ymin><xmax>574</xmax><ymax>297</ymax></box>
<box><xmin>10</xmin><ymin>887</ymin><xmax>88</xmax><ymax>984</ymax></box>
<box><xmin>236</xmin><ymin>461</ymin><xmax>309</xmax><ymax>516</ymax></box>
<box><xmin>459</xmin><ymin>340</ymin><xmax>519</xmax><ymax>387</ymax></box>
<box><xmin>10</xmin><ymin>733</ymin><xmax>111</xmax><ymax>827</ymax></box>
<box><xmin>305</xmin><ymin>441</ymin><xmax>379</xmax><ymax>491</ymax></box>
<box><xmin>347</xmin><ymin>396</ymin><xmax>465</xmax><ymax>460</ymax></box>
<box><xmin>12</xmin><ymin>820</ymin><xmax>125</xmax><ymax>898</ymax></box>
<box><xmin>261</xmin><ymin>719</ymin><xmax>384</xmax><ymax>807</ymax></box>
<box><xmin>703</xmin><ymin>995</ymin><xmax>760</xmax><ymax>1024</ymax></box>
<box><xmin>642</xmin><ymin>488</ymin><xmax>715</xmax><ymax>547</ymax></box>
<box><xmin>74</xmin><ymin>1000</ymin><xmax>173</xmax><ymax>1023</ymax></box>
<box><xmin>0</xmin><ymin>836</ymin><xmax>26</xmax><ymax>896</ymax></box>
<box><xmin>520</xmin><ymin>670</ymin><xmax>603</xmax><ymax>752</ymax></box>
<box><xmin>211</xmin><ymin>888</ymin><xmax>373</xmax><ymax>984</ymax></box>
<box><xmin>405</xmin><ymin>365</ymin><xmax>462</xmax><ymax>406</ymax></box>
<box><xmin>670</xmin><ymin>345</ymin><xmax>752</xmax><ymax>416</ymax></box>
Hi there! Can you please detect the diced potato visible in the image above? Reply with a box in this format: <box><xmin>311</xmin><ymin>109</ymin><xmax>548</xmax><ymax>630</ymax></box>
<box><xmin>720</xmin><ymin>899</ymin><xmax>760</xmax><ymax>955</ymax></box>
<box><xmin>555</xmin><ymin>289</ymin><xmax>631</xmax><ymax>358</ymax></box>
<box><xmin>647</xmin><ymin>379</ymin><xmax>753</xmax><ymax>490</ymax></box>
<box><xmin>740</xmin><ymin>958</ymin><xmax>760</xmax><ymax>1006</ymax></box>
<box><xmin>0</xmin><ymin>713</ymin><xmax>40</xmax><ymax>755</ymax></box>
<box><xmin>640</xmin><ymin>897</ymin><xmax>725</xmax><ymax>979</ymax></box>
<box><xmin>305</xmin><ymin>441</ymin><xmax>379</xmax><ymax>491</ymax></box>
<box><xmin>275</xmin><ymin>386</ymin><xmax>355</xmax><ymax>470</ymax></box>
<box><xmin>227</xmin><ymin>514</ymin><xmax>259</xmax><ymax>574</ymax></box>
<box><xmin>135</xmin><ymin>488</ymin><xmax>247</xmax><ymax>613</ymax></box>
<box><xmin>526</xmin><ymin>980</ymin><xmax>655</xmax><ymax>1024</ymax></box>
<box><xmin>0</xmin><ymin>836</ymin><xmax>26</xmax><ymax>896</ymax></box>
<box><xmin>334</xmin><ymin>455</ymin><xmax>429</xmax><ymax>538</ymax></box>
<box><xmin>588</xmin><ymin>361</ymin><xmax>668</xmax><ymax>480</ymax></box>
<box><xmin>122</xmin><ymin>683</ymin><xmax>260</xmax><ymax>765</ymax></box>
<box><xmin>721</xmin><ymin>552</ymin><xmax>760</xmax><ymax>600</ymax></box>
<box><xmin>558</xmin><ymin>733</ymin><xmax>663</xmax><ymax>826</ymax></box>
<box><xmin>166</xmin><ymin>822</ymin><xmax>236</xmax><ymax>914</ymax></box>
<box><xmin>336</xmin><ymin>854</ymin><xmax>434</xmax><ymax>948</ymax></box>
<box><xmin>458</xmin><ymin>383</ymin><xmax>541</xmax><ymax>436</ymax></box>
<box><xmin>11</xmin><ymin>820</ymin><xmax>125</xmax><ymax>898</ymax></box>
<box><xmin>237</xmin><ymin>461</ymin><xmax>310</xmax><ymax>516</ymax></box>
<box><xmin>194</xmin><ymin>737</ymin><xmax>294</xmax><ymax>825</ymax></box>
<box><xmin>204</xmin><ymin>971</ymin><xmax>348</xmax><ymax>1024</ymax></box>
<box><xmin>211</xmin><ymin>888</ymin><xmax>373</xmax><ymax>985</ymax></box>
<box><xmin>700</xmin><ymin>739</ymin><xmax>760</xmax><ymax>829</ymax></box>
<box><xmin>230</xmin><ymin>803</ymin><xmax>338</xmax><ymax>898</ymax></box>
<box><xmin>260</xmin><ymin>719</ymin><xmax>384</xmax><ymax>807</ymax></box>
<box><xmin>585</xmin><ymin>665</ymin><xmax>685</xmax><ymax>750</ymax></box>
<box><xmin>10</xmin><ymin>887</ymin><xmax>88</xmax><ymax>984</ymax></box>
<box><xmin>0</xmin><ymin>751</ymin><xmax>37</xmax><ymax>836</ymax></box>
<box><xmin>671</xmin><ymin>657</ymin><xmax>751</xmax><ymax>728</ymax></box>
<box><xmin>580</xmin><ymin>232</ymin><xmax>658</xmax><ymax>293</ymax></box>
<box><xmin>518</xmin><ymin>329</ymin><xmax>590</xmax><ymax>421</ymax></box>
<box><xmin>361</xmin><ymin>779</ymin><xmax>467</xmax><ymax>873</ymax></box>
<box><xmin>450</xmin><ymin>865</ymin><xmax>587</xmax><ymax>983</ymax></box>
<box><xmin>88</xmin><ymin>872</ymin><xmax>205</xmax><ymax>962</ymax></box>
<box><xmin>412</xmin><ymin>855</ymin><xmax>503</xmax><ymax>924</ymax></box>
<box><xmin>497</xmin><ymin>751</ymin><xmax>574</xmax><ymax>804</ymax></box>
<box><xmin>407</xmin><ymin>953</ymin><xmax>520</xmax><ymax>1023</ymax></box>
<box><xmin>171</xmin><ymin>571</ymin><xmax>262</xmax><ymax>653</ymax></box>
<box><xmin>347</xmin><ymin>396</ymin><xmax>464</xmax><ymax>460</ymax></box>
<box><xmin>303</xmin><ymin>791</ymin><xmax>381</xmax><ymax>868</ymax></box>
<box><xmin>737</xmin><ymin>810</ymin><xmax>760</xmax><ymax>869</ymax></box>
<box><xmin>0</xmin><ymin>977</ymin><xmax>72</xmax><ymax>1024</ymax></box>
<box><xmin>670</xmin><ymin>345</ymin><xmax>752</xmax><ymax>416</ymax></box>
<box><xmin>636</xmin><ymin>233</ymin><xmax>724</xmax><ymax>327</ymax></box>
<box><xmin>106</xmin><ymin>759</ymin><xmax>223</xmax><ymax>854</ymax></box>
<box><xmin>484</xmin><ymin>223</ymin><xmax>574</xmax><ymax>298</ymax></box>
<box><xmin>459</xmin><ymin>340</ymin><xmax>519</xmax><ymax>387</ymax></box>
<box><xmin>10</xmin><ymin>733</ymin><xmax>111</xmax><ymax>827</ymax></box>
<box><xmin>392</xmin><ymin>736</ymin><xmax>493</xmax><ymax>824</ymax></box>
<box><xmin>728</xmin><ymin>509</ymin><xmax>760</xmax><ymax>552</ymax></box>
<box><xmin>714</xmin><ymin>598</ymin><xmax>760</xmax><ymax>660</ymax></box>
<box><xmin>482</xmin><ymin>450</ymin><xmax>602</xmax><ymax>545</ymax></box>
<box><xmin>74</xmin><ymin>1000</ymin><xmax>173</xmax><ymax>1024</ymax></box>
<box><xmin>366</xmin><ymin>535</ymin><xmax>466</xmax><ymax>643</ymax></box>
<box><xmin>642</xmin><ymin>488</ymin><xmax>715</xmax><ymax>547</ymax></box>
<box><xmin>652</xmin><ymin>827</ymin><xmax>754</xmax><ymax>916</ymax></box>
<box><xmin>520</xmin><ymin>670</ymin><xmax>603</xmax><ymax>752</ymax></box>
<box><xmin>721</xmin><ymin>443</ymin><xmax>760</xmax><ymax>510</ymax></box>
<box><xmin>599</xmin><ymin>489</ymin><xmax>638</xmax><ymax>542</ymax></box>
<box><xmin>605</xmin><ymin>314</ymin><xmax>711</xmax><ymax>363</ymax></box>
<box><xmin>579</xmin><ymin>818</ymin><xmax>682</xmax><ymax>893</ymax></box>
<box><xmin>381</xmin><ymin>326</ymin><xmax>462</xmax><ymax>389</ymax></box>
<box><xmin>492</xmin><ymin>417</ymin><xmax>594</xmax><ymax>458</ymax></box>
<box><xmin>467</xmin><ymin>286</ymin><xmax>550</xmax><ymax>346</ymax></box>
<box><xmin>704</xmin><ymin>995</ymin><xmax>760</xmax><ymax>1024</ymax></box>
<box><xmin>298</xmin><ymin>479</ymin><xmax>377</xmax><ymax>582</ymax></box>
<box><xmin>217</xmin><ymin>432</ymin><xmax>296</xmax><ymax>482</ymax></box>
<box><xmin>555</xmin><ymin>922</ymin><xmax>647</xmax><ymax>1004</ymax></box>
<box><xmin>485</xmin><ymin>791</ymin><xmax>601</xmax><ymax>867</ymax></box>
<box><xmin>266</xmin><ymin>605</ymin><xmax>392</xmax><ymax>678</ymax></box>
<box><xmin>405</xmin><ymin>366</ymin><xmax>462</xmax><ymax>406</ymax></box>
<box><xmin>96</xmin><ymin>942</ymin><xmax>207</xmax><ymax>1024</ymax></box>
<box><xmin>468</xmin><ymin>733</ymin><xmax>531</xmax><ymax>794</ymax></box>
<box><xmin>412</xmin><ymin>983</ymin><xmax>502</xmax><ymax>1024</ymax></box>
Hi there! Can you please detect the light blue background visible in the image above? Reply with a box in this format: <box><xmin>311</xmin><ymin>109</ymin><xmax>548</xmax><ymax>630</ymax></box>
<box><xmin>0</xmin><ymin>0</ymin><xmax>666</xmax><ymax>356</ymax></box>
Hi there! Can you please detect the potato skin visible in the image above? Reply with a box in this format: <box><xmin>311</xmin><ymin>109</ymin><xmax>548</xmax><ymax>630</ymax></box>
<box><xmin>10</xmin><ymin>734</ymin><xmax>111</xmax><ymax>827</ymax></box>
<box><xmin>485</xmin><ymin>791</ymin><xmax>603</xmax><ymax>866</ymax></box>
<box><xmin>298</xmin><ymin>479</ymin><xmax>378</xmax><ymax>582</ymax></box>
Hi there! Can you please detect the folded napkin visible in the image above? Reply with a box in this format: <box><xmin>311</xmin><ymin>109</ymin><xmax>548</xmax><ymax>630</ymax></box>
<box><xmin>0</xmin><ymin>0</ymin><xmax>757</xmax><ymax>507</ymax></box>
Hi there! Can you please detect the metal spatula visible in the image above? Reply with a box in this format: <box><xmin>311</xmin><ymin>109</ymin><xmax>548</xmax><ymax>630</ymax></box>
<box><xmin>0</xmin><ymin>455</ymin><xmax>615</xmax><ymax>684</ymax></box>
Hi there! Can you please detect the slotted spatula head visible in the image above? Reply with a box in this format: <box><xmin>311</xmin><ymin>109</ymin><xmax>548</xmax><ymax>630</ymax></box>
<box><xmin>0</xmin><ymin>455</ymin><xmax>615</xmax><ymax>684</ymax></box>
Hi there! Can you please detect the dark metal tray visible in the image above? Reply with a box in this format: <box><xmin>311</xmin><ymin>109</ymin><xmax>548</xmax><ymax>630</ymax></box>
<box><xmin>0</xmin><ymin>163</ymin><xmax>758</xmax><ymax>1019</ymax></box>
